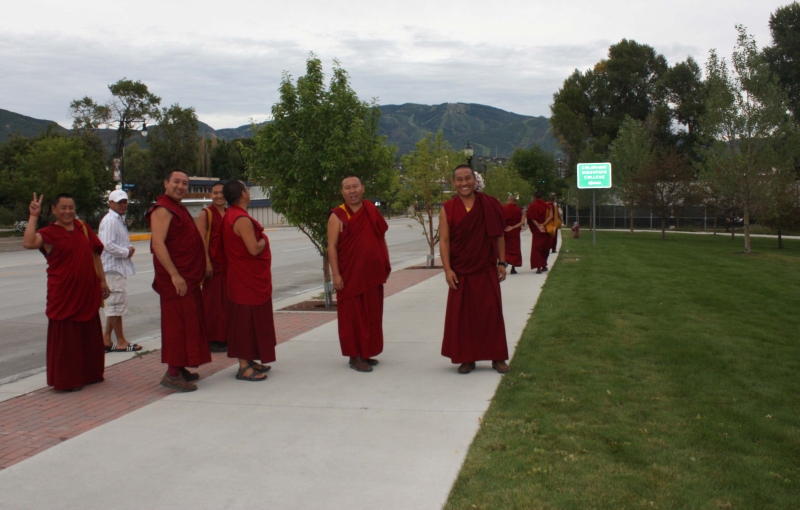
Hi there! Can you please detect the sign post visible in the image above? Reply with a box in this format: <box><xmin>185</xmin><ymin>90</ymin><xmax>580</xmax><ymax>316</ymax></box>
<box><xmin>576</xmin><ymin>163</ymin><xmax>612</xmax><ymax>245</ymax></box>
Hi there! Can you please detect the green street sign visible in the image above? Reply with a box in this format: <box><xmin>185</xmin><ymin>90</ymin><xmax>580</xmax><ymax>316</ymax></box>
<box><xmin>577</xmin><ymin>163</ymin><xmax>612</xmax><ymax>189</ymax></box>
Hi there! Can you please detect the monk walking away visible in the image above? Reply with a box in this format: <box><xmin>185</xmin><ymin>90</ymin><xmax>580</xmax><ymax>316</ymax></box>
<box><xmin>23</xmin><ymin>193</ymin><xmax>110</xmax><ymax>392</ymax></box>
<box><xmin>222</xmin><ymin>180</ymin><xmax>276</xmax><ymax>382</ymax></box>
<box><xmin>147</xmin><ymin>170</ymin><xmax>212</xmax><ymax>392</ymax></box>
<box><xmin>440</xmin><ymin>165</ymin><xmax>510</xmax><ymax>375</ymax></box>
<box><xmin>526</xmin><ymin>191</ymin><xmax>553</xmax><ymax>274</ymax></box>
<box><xmin>196</xmin><ymin>181</ymin><xmax>229</xmax><ymax>353</ymax></box>
<box><xmin>502</xmin><ymin>195</ymin><xmax>525</xmax><ymax>274</ymax></box>
<box><xmin>328</xmin><ymin>176</ymin><xmax>391</xmax><ymax>372</ymax></box>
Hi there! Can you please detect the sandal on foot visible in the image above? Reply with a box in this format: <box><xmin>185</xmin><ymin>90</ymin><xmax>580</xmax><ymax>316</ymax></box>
<box><xmin>104</xmin><ymin>343</ymin><xmax>116</xmax><ymax>353</ymax></box>
<box><xmin>113</xmin><ymin>343</ymin><xmax>142</xmax><ymax>352</ymax></box>
<box><xmin>236</xmin><ymin>365</ymin><xmax>267</xmax><ymax>381</ymax></box>
<box><xmin>251</xmin><ymin>362</ymin><xmax>271</xmax><ymax>373</ymax></box>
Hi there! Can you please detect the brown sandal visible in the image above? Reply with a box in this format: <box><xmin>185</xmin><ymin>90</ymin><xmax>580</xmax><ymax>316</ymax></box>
<box><xmin>236</xmin><ymin>364</ymin><xmax>267</xmax><ymax>381</ymax></box>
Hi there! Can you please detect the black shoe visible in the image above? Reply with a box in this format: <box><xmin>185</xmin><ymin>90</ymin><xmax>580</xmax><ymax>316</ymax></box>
<box><xmin>209</xmin><ymin>341</ymin><xmax>228</xmax><ymax>353</ymax></box>
<box><xmin>510</xmin><ymin>267</ymin><xmax>517</xmax><ymax>274</ymax></box>
<box><xmin>542</xmin><ymin>267</ymin><xmax>548</xmax><ymax>272</ymax></box>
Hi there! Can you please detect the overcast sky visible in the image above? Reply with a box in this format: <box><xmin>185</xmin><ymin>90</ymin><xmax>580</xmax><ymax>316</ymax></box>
<box><xmin>0</xmin><ymin>0</ymin><xmax>787</xmax><ymax>130</ymax></box>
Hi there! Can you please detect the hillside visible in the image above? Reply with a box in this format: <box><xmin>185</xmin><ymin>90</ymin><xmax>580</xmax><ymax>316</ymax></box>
<box><xmin>1</xmin><ymin>103</ymin><xmax>561</xmax><ymax>158</ymax></box>
<box><xmin>0</xmin><ymin>109</ymin><xmax>67</xmax><ymax>140</ymax></box>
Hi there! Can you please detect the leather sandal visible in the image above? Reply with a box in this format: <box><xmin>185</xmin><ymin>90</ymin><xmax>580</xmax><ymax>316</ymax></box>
<box><xmin>236</xmin><ymin>364</ymin><xmax>267</xmax><ymax>381</ymax></box>
<box><xmin>251</xmin><ymin>362</ymin><xmax>271</xmax><ymax>373</ymax></box>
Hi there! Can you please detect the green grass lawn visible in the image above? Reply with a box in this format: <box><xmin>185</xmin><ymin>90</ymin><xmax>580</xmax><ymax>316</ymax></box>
<box><xmin>445</xmin><ymin>232</ymin><xmax>800</xmax><ymax>510</ymax></box>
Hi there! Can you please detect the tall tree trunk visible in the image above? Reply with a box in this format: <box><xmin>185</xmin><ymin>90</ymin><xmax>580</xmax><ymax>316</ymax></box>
<box><xmin>743</xmin><ymin>205</ymin><xmax>751</xmax><ymax>254</ymax></box>
<box><xmin>630</xmin><ymin>209</ymin><xmax>634</xmax><ymax>234</ymax></box>
<box><xmin>322</xmin><ymin>253</ymin><xmax>333</xmax><ymax>308</ymax></box>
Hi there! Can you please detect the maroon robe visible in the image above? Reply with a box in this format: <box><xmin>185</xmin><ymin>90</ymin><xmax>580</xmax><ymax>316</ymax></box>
<box><xmin>146</xmin><ymin>196</ymin><xmax>211</xmax><ymax>368</ymax></box>
<box><xmin>502</xmin><ymin>203</ymin><xmax>524</xmax><ymax>267</ymax></box>
<box><xmin>526</xmin><ymin>199</ymin><xmax>551</xmax><ymax>270</ymax></box>
<box><xmin>39</xmin><ymin>220</ymin><xmax>105</xmax><ymax>391</ymax></box>
<box><xmin>331</xmin><ymin>201</ymin><xmax>390</xmax><ymax>359</ymax></box>
<box><xmin>441</xmin><ymin>192</ymin><xmax>509</xmax><ymax>363</ymax></box>
<box><xmin>201</xmin><ymin>206</ymin><xmax>229</xmax><ymax>344</ymax></box>
<box><xmin>223</xmin><ymin>205</ymin><xmax>276</xmax><ymax>363</ymax></box>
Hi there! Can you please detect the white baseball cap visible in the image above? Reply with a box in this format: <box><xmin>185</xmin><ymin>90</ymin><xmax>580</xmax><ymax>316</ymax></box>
<box><xmin>109</xmin><ymin>190</ymin><xmax>129</xmax><ymax>202</ymax></box>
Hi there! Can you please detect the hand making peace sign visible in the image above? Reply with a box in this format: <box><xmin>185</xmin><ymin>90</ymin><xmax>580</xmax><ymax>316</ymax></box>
<box><xmin>29</xmin><ymin>192</ymin><xmax>43</xmax><ymax>217</ymax></box>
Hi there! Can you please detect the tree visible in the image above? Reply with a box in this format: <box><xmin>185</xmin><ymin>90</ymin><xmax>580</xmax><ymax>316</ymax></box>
<box><xmin>508</xmin><ymin>145</ymin><xmax>566</xmax><ymax>199</ymax></box>
<box><xmin>399</xmin><ymin>131</ymin><xmax>462</xmax><ymax>267</ymax></box>
<box><xmin>630</xmin><ymin>148</ymin><xmax>698</xmax><ymax>239</ymax></box>
<box><xmin>764</xmin><ymin>2</ymin><xmax>800</xmax><ymax>122</ymax></box>
<box><xmin>246</xmin><ymin>56</ymin><xmax>395</xmax><ymax>305</ymax></box>
<box><xmin>69</xmin><ymin>78</ymin><xmax>161</xmax><ymax>158</ymax></box>
<box><xmin>211</xmin><ymin>138</ymin><xmax>252</xmax><ymax>181</ymax></box>
<box><xmin>608</xmin><ymin>116</ymin><xmax>653</xmax><ymax>232</ymax></box>
<box><xmin>483</xmin><ymin>163</ymin><xmax>533</xmax><ymax>206</ymax></box>
<box><xmin>148</xmin><ymin>104</ymin><xmax>200</xmax><ymax>173</ymax></box>
<box><xmin>759</xmin><ymin>173</ymin><xmax>800</xmax><ymax>248</ymax></box>
<box><xmin>701</xmin><ymin>26</ymin><xmax>800</xmax><ymax>254</ymax></box>
<box><xmin>660</xmin><ymin>56</ymin><xmax>708</xmax><ymax>161</ymax></box>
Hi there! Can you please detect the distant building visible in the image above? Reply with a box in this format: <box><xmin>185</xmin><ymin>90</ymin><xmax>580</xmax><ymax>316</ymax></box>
<box><xmin>182</xmin><ymin>176</ymin><xmax>288</xmax><ymax>226</ymax></box>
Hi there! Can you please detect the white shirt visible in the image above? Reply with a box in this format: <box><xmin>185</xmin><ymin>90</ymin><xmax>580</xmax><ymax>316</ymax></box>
<box><xmin>98</xmin><ymin>210</ymin><xmax>136</xmax><ymax>277</ymax></box>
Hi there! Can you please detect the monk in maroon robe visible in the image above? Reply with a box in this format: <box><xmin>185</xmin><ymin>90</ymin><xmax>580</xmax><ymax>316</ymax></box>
<box><xmin>440</xmin><ymin>165</ymin><xmax>509</xmax><ymax>374</ymax></box>
<box><xmin>22</xmin><ymin>193</ymin><xmax>110</xmax><ymax>392</ymax></box>
<box><xmin>328</xmin><ymin>176</ymin><xmax>391</xmax><ymax>373</ymax></box>
<box><xmin>502</xmin><ymin>195</ymin><xmax>524</xmax><ymax>274</ymax></box>
<box><xmin>197</xmin><ymin>182</ymin><xmax>229</xmax><ymax>353</ymax></box>
<box><xmin>526</xmin><ymin>191</ymin><xmax>552</xmax><ymax>274</ymax></box>
<box><xmin>146</xmin><ymin>171</ymin><xmax>211</xmax><ymax>392</ymax></box>
<box><xmin>221</xmin><ymin>180</ymin><xmax>276</xmax><ymax>381</ymax></box>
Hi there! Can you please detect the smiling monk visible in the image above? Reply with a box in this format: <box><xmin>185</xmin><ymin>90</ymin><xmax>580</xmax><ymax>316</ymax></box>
<box><xmin>146</xmin><ymin>170</ymin><xmax>211</xmax><ymax>392</ymax></box>
<box><xmin>327</xmin><ymin>176</ymin><xmax>391</xmax><ymax>372</ymax></box>
<box><xmin>23</xmin><ymin>193</ymin><xmax>110</xmax><ymax>392</ymax></box>
<box><xmin>440</xmin><ymin>165</ymin><xmax>510</xmax><ymax>375</ymax></box>
<box><xmin>196</xmin><ymin>181</ymin><xmax>229</xmax><ymax>353</ymax></box>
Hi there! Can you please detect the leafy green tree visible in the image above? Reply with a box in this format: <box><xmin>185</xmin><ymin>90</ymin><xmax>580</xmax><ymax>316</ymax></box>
<box><xmin>120</xmin><ymin>143</ymin><xmax>158</xmax><ymax>226</ymax></box>
<box><xmin>8</xmin><ymin>137</ymin><xmax>111</xmax><ymax>225</ymax></box>
<box><xmin>508</xmin><ymin>145</ymin><xmax>566</xmax><ymax>199</ymax></box>
<box><xmin>609</xmin><ymin>116</ymin><xmax>654</xmax><ymax>232</ymax></box>
<box><xmin>148</xmin><ymin>104</ymin><xmax>200</xmax><ymax>174</ymax></box>
<box><xmin>245</xmin><ymin>56</ymin><xmax>395</xmax><ymax>302</ymax></box>
<box><xmin>764</xmin><ymin>2</ymin><xmax>800</xmax><ymax>121</ymax></box>
<box><xmin>398</xmin><ymin>131</ymin><xmax>462</xmax><ymax>267</ymax></box>
<box><xmin>483</xmin><ymin>163</ymin><xmax>532</xmax><ymax>206</ymax></box>
<box><xmin>701</xmin><ymin>26</ymin><xmax>800</xmax><ymax>254</ymax></box>
<box><xmin>660</xmin><ymin>56</ymin><xmax>708</xmax><ymax>161</ymax></box>
<box><xmin>211</xmin><ymin>138</ymin><xmax>252</xmax><ymax>181</ymax></box>
<box><xmin>69</xmin><ymin>78</ymin><xmax>161</xmax><ymax>157</ymax></box>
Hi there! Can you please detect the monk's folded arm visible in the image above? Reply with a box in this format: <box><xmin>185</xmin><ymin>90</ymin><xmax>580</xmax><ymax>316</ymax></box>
<box><xmin>234</xmin><ymin>216</ymin><xmax>265</xmax><ymax>256</ymax></box>
<box><xmin>150</xmin><ymin>208</ymin><xmax>181</xmax><ymax>277</ymax></box>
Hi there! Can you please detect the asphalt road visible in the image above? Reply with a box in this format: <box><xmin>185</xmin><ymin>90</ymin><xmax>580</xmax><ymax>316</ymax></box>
<box><xmin>0</xmin><ymin>218</ymin><xmax>435</xmax><ymax>383</ymax></box>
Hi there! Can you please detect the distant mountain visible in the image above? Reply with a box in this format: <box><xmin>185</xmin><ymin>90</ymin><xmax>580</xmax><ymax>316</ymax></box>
<box><xmin>0</xmin><ymin>109</ymin><xmax>67</xmax><ymax>140</ymax></box>
<box><xmin>377</xmin><ymin>103</ymin><xmax>559</xmax><ymax>157</ymax></box>
<box><xmin>1</xmin><ymin>103</ymin><xmax>560</xmax><ymax>158</ymax></box>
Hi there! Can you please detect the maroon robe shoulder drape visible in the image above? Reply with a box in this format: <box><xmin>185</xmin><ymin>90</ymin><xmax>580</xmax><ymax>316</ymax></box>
<box><xmin>146</xmin><ymin>196</ymin><xmax>211</xmax><ymax>368</ymax></box>
<box><xmin>331</xmin><ymin>201</ymin><xmax>390</xmax><ymax>359</ymax></box>
<box><xmin>441</xmin><ymin>192</ymin><xmax>509</xmax><ymax>363</ymax></box>
<box><xmin>526</xmin><ymin>199</ymin><xmax>551</xmax><ymax>270</ymax></box>
<box><xmin>222</xmin><ymin>205</ymin><xmax>276</xmax><ymax>363</ymax></box>
<box><xmin>202</xmin><ymin>206</ymin><xmax>229</xmax><ymax>344</ymax></box>
<box><xmin>39</xmin><ymin>220</ymin><xmax>105</xmax><ymax>390</ymax></box>
<box><xmin>502</xmin><ymin>203</ymin><xmax>523</xmax><ymax>267</ymax></box>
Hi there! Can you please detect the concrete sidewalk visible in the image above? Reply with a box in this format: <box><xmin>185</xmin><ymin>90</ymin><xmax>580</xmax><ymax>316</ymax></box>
<box><xmin>0</xmin><ymin>234</ymin><xmax>557</xmax><ymax>510</ymax></box>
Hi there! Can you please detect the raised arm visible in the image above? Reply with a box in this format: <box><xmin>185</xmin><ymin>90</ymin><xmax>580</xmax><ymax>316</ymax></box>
<box><xmin>22</xmin><ymin>193</ymin><xmax>45</xmax><ymax>250</ymax></box>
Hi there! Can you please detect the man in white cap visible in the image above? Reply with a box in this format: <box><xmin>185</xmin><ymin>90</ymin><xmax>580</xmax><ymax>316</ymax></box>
<box><xmin>98</xmin><ymin>189</ymin><xmax>141</xmax><ymax>352</ymax></box>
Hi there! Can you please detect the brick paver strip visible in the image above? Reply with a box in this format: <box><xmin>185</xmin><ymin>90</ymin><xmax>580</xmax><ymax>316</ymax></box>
<box><xmin>0</xmin><ymin>267</ymin><xmax>441</xmax><ymax>469</ymax></box>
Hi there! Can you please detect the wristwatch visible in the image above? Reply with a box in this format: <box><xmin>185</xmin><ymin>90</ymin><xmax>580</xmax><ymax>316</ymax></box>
<box><xmin>497</xmin><ymin>261</ymin><xmax>508</xmax><ymax>268</ymax></box>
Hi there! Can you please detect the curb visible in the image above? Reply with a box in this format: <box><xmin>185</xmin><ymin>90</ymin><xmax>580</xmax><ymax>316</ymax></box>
<box><xmin>129</xmin><ymin>233</ymin><xmax>151</xmax><ymax>241</ymax></box>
